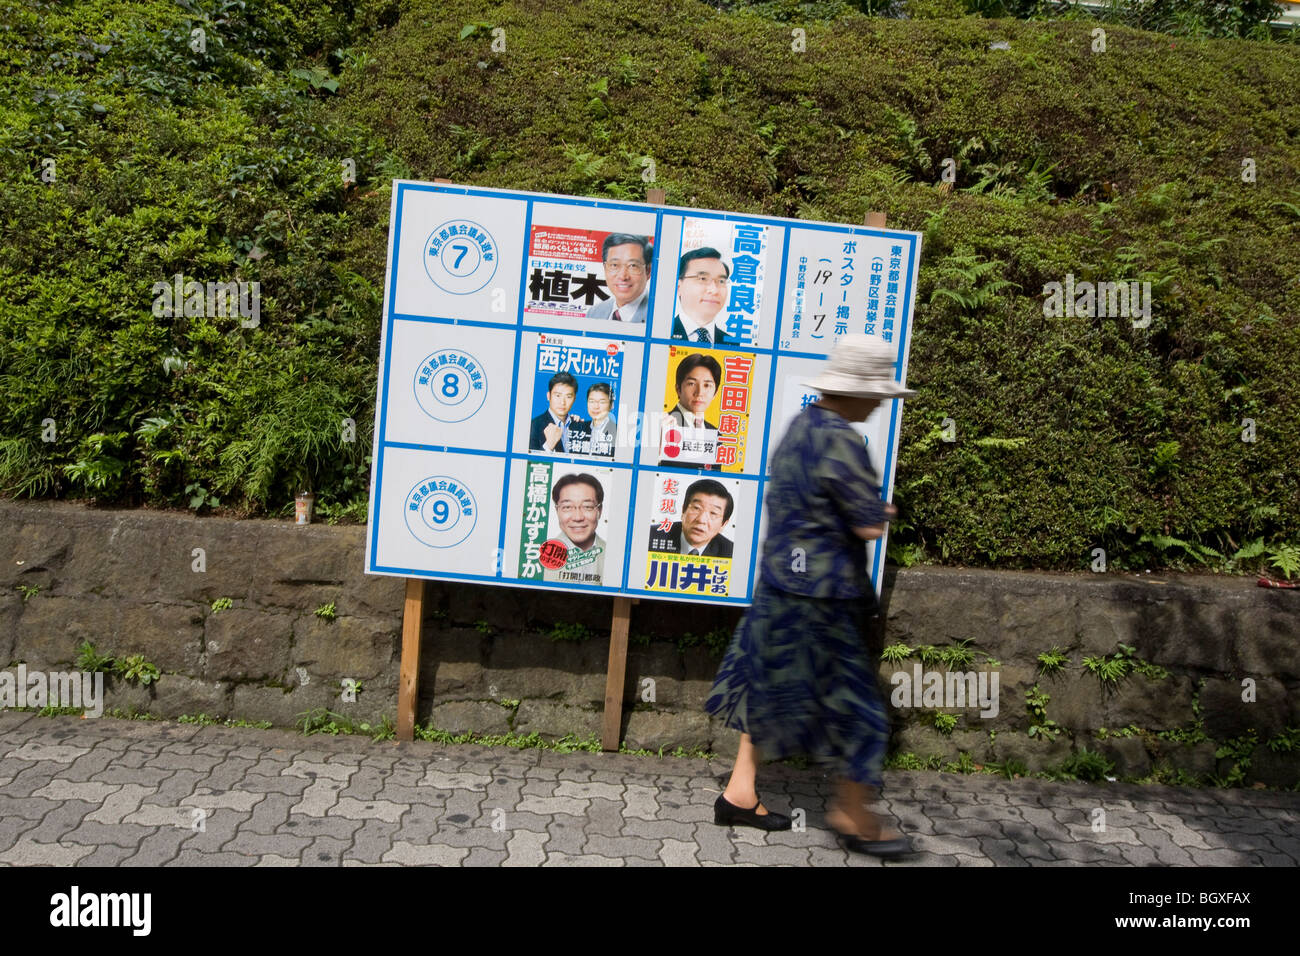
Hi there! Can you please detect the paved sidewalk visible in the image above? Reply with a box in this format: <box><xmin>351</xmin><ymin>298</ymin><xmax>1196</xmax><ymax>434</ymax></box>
<box><xmin>1</xmin><ymin>712</ymin><xmax>1296</xmax><ymax>867</ymax></box>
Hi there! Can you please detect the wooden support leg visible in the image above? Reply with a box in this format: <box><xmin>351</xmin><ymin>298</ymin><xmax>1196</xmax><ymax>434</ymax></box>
<box><xmin>397</xmin><ymin>578</ymin><xmax>425</xmax><ymax>742</ymax></box>
<box><xmin>601</xmin><ymin>597</ymin><xmax>634</xmax><ymax>752</ymax></box>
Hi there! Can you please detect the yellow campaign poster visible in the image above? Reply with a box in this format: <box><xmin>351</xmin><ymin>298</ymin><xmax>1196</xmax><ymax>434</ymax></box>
<box><xmin>644</xmin><ymin>472</ymin><xmax>741</xmax><ymax>598</ymax></box>
<box><xmin>657</xmin><ymin>345</ymin><xmax>757</xmax><ymax>474</ymax></box>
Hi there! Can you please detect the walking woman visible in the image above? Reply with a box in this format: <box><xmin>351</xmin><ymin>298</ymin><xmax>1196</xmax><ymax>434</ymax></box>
<box><xmin>705</xmin><ymin>335</ymin><xmax>914</xmax><ymax>857</ymax></box>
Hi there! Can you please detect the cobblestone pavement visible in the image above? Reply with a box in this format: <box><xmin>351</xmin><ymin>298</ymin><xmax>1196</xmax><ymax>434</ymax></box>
<box><xmin>1</xmin><ymin>712</ymin><xmax>1296</xmax><ymax>867</ymax></box>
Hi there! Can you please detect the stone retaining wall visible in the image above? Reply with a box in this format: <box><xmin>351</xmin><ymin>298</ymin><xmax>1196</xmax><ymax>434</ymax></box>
<box><xmin>1</xmin><ymin>500</ymin><xmax>1296</xmax><ymax>786</ymax></box>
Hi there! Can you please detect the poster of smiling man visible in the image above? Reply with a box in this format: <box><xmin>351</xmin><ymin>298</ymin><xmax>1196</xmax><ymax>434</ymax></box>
<box><xmin>524</xmin><ymin>226</ymin><xmax>611</xmax><ymax>321</ymax></box>
<box><xmin>526</xmin><ymin>334</ymin><xmax>625</xmax><ymax>458</ymax></box>
<box><xmin>524</xmin><ymin>221</ymin><xmax>654</xmax><ymax>324</ymax></box>
<box><xmin>517</xmin><ymin>463</ymin><xmax>615</xmax><ymax>586</ymax></box>
<box><xmin>656</xmin><ymin>345</ymin><xmax>757</xmax><ymax>473</ymax></box>
<box><xmin>643</xmin><ymin>473</ymin><xmax>743</xmax><ymax>598</ymax></box>
<box><xmin>668</xmin><ymin>218</ymin><xmax>769</xmax><ymax>347</ymax></box>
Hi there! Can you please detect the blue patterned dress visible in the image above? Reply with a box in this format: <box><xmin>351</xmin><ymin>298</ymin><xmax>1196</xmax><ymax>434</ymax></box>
<box><xmin>705</xmin><ymin>404</ymin><xmax>891</xmax><ymax>786</ymax></box>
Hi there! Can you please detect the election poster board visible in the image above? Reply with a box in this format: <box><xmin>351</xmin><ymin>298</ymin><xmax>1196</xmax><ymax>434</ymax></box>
<box><xmin>365</xmin><ymin>182</ymin><xmax>921</xmax><ymax>605</ymax></box>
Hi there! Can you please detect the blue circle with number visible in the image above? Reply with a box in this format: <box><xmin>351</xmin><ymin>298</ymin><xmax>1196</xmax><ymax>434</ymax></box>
<box><xmin>404</xmin><ymin>476</ymin><xmax>477</xmax><ymax>548</ymax></box>
<box><xmin>413</xmin><ymin>349</ymin><xmax>488</xmax><ymax>423</ymax></box>
<box><xmin>423</xmin><ymin>219</ymin><xmax>498</xmax><ymax>295</ymax></box>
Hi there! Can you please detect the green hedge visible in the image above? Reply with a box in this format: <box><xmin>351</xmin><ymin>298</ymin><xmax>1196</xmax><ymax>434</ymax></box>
<box><xmin>0</xmin><ymin>0</ymin><xmax>401</xmax><ymax>520</ymax></box>
<box><xmin>2</xmin><ymin>0</ymin><xmax>1297</xmax><ymax>571</ymax></box>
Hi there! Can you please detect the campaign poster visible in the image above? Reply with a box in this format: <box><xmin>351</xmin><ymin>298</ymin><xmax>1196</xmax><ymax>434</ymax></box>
<box><xmin>657</xmin><ymin>345</ymin><xmax>757</xmax><ymax>472</ymax></box>
<box><xmin>780</xmin><ymin>230</ymin><xmax>917</xmax><ymax>354</ymax></box>
<box><xmin>526</xmin><ymin>335</ymin><xmax>624</xmax><ymax>458</ymax></box>
<box><xmin>524</xmin><ymin>225</ymin><xmax>653</xmax><ymax>322</ymax></box>
<box><xmin>643</xmin><ymin>472</ymin><xmax>742</xmax><ymax>598</ymax></box>
<box><xmin>669</xmin><ymin>218</ymin><xmax>769</xmax><ymax>347</ymax></box>
<box><xmin>517</xmin><ymin>461</ymin><xmax>614</xmax><ymax>586</ymax></box>
<box><xmin>370</xmin><ymin>180</ymin><xmax>921</xmax><ymax>605</ymax></box>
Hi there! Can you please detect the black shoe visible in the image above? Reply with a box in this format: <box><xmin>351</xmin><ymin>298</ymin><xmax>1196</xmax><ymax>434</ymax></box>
<box><xmin>714</xmin><ymin>794</ymin><xmax>792</xmax><ymax>831</ymax></box>
<box><xmin>834</xmin><ymin>829</ymin><xmax>913</xmax><ymax>858</ymax></box>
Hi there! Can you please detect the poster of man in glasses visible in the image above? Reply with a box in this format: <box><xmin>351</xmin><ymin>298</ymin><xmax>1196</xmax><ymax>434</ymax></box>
<box><xmin>669</xmin><ymin>219</ymin><xmax>769</xmax><ymax>347</ymax></box>
<box><xmin>524</xmin><ymin>224</ymin><xmax>653</xmax><ymax>324</ymax></box>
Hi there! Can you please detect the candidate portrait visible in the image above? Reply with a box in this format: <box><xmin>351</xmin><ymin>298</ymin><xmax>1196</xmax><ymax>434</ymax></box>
<box><xmin>528</xmin><ymin>371</ymin><xmax>580</xmax><ymax>453</ymax></box>
<box><xmin>670</xmin><ymin>247</ymin><xmax>734</xmax><ymax>345</ymax></box>
<box><xmin>545</xmin><ymin>472</ymin><xmax>607</xmax><ymax>584</ymax></box>
<box><xmin>666</xmin><ymin>353</ymin><xmax>721</xmax><ymax>432</ymax></box>
<box><xmin>586</xmin><ymin>233</ymin><xmax>651</xmax><ymax>323</ymax></box>
<box><xmin>658</xmin><ymin>353</ymin><xmax>722</xmax><ymax>470</ymax></box>
<box><xmin>647</xmin><ymin>478</ymin><xmax>734</xmax><ymax>558</ymax></box>
<box><xmin>567</xmin><ymin>382</ymin><xmax>616</xmax><ymax>457</ymax></box>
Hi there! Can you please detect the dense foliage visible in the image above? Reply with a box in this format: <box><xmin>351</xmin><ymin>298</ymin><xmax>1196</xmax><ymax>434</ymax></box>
<box><xmin>960</xmin><ymin>0</ymin><xmax>1288</xmax><ymax>40</ymax></box>
<box><xmin>2</xmin><ymin>0</ymin><xmax>1298</xmax><ymax>571</ymax></box>
<box><xmin>0</xmin><ymin>0</ymin><xmax>400</xmax><ymax>520</ymax></box>
<box><xmin>739</xmin><ymin>0</ymin><xmax>1295</xmax><ymax>41</ymax></box>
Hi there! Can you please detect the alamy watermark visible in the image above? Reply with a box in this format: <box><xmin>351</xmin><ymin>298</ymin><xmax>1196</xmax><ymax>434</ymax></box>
<box><xmin>0</xmin><ymin>665</ymin><xmax>104</xmax><ymax>717</ymax></box>
<box><xmin>151</xmin><ymin>273</ymin><xmax>260</xmax><ymax>327</ymax></box>
<box><xmin>1042</xmin><ymin>273</ymin><xmax>1151</xmax><ymax>328</ymax></box>
<box><xmin>890</xmin><ymin>664</ymin><xmax>1000</xmax><ymax>718</ymax></box>
<box><xmin>50</xmin><ymin>886</ymin><xmax>150</xmax><ymax>936</ymax></box>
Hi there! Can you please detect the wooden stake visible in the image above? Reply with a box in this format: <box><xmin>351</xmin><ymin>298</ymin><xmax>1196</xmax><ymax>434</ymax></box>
<box><xmin>397</xmin><ymin>578</ymin><xmax>425</xmax><ymax>742</ymax></box>
<box><xmin>601</xmin><ymin>597</ymin><xmax>634</xmax><ymax>751</ymax></box>
<box><xmin>865</xmin><ymin>211</ymin><xmax>887</xmax><ymax>228</ymax></box>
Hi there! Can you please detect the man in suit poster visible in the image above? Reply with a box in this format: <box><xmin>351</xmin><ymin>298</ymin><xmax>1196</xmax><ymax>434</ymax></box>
<box><xmin>528</xmin><ymin>371</ymin><xmax>579</xmax><ymax>453</ymax></box>
<box><xmin>658</xmin><ymin>351</ymin><xmax>720</xmax><ymax>470</ymax></box>
<box><xmin>670</xmin><ymin>247</ymin><xmax>734</xmax><ymax>346</ymax></box>
<box><xmin>567</xmin><ymin>382</ymin><xmax>616</xmax><ymax>457</ymax></box>
<box><xmin>585</xmin><ymin>233</ymin><xmax>651</xmax><ymax>323</ymax></box>
<box><xmin>647</xmin><ymin>478</ymin><xmax>734</xmax><ymax>558</ymax></box>
<box><xmin>541</xmin><ymin>471</ymin><xmax>608</xmax><ymax>585</ymax></box>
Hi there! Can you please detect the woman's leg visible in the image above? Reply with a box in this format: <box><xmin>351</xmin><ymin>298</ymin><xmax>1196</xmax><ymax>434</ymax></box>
<box><xmin>720</xmin><ymin>734</ymin><xmax>772</xmax><ymax>814</ymax></box>
<box><xmin>823</xmin><ymin>596</ymin><xmax>899</xmax><ymax>838</ymax></box>
<box><xmin>826</xmin><ymin>778</ymin><xmax>901</xmax><ymax>840</ymax></box>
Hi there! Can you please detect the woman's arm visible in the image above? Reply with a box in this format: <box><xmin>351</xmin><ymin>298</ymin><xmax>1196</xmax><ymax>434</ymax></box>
<box><xmin>850</xmin><ymin>503</ymin><xmax>897</xmax><ymax>541</ymax></box>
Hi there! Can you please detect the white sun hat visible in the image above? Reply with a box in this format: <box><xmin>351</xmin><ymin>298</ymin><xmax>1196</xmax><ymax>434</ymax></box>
<box><xmin>804</xmin><ymin>334</ymin><xmax>916</xmax><ymax>399</ymax></box>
